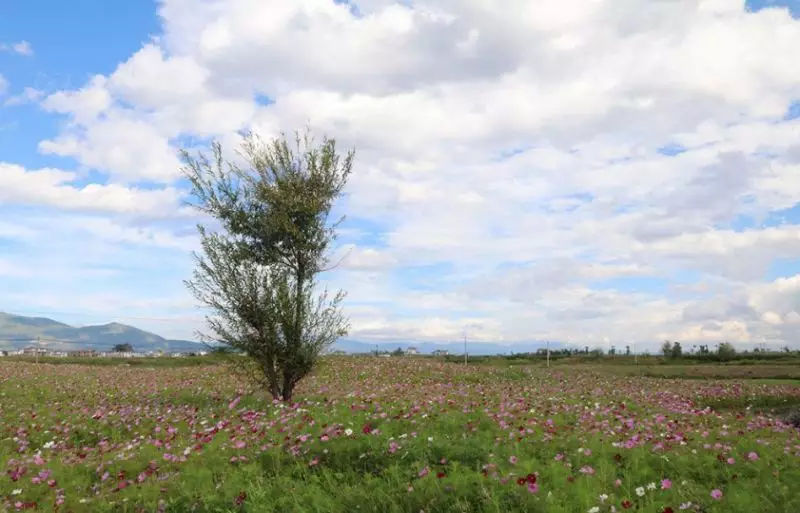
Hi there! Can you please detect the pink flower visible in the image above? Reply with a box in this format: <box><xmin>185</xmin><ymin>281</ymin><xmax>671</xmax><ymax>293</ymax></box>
<box><xmin>527</xmin><ymin>482</ymin><xmax>539</xmax><ymax>494</ymax></box>
<box><xmin>661</xmin><ymin>479</ymin><xmax>672</xmax><ymax>490</ymax></box>
<box><xmin>747</xmin><ymin>452</ymin><xmax>759</xmax><ymax>461</ymax></box>
<box><xmin>418</xmin><ymin>467</ymin><xmax>429</xmax><ymax>478</ymax></box>
<box><xmin>509</xmin><ymin>456</ymin><xmax>518</xmax><ymax>465</ymax></box>
<box><xmin>710</xmin><ymin>489</ymin><xmax>723</xmax><ymax>500</ymax></box>
<box><xmin>579</xmin><ymin>465</ymin><xmax>595</xmax><ymax>475</ymax></box>
<box><xmin>228</xmin><ymin>396</ymin><xmax>242</xmax><ymax>410</ymax></box>
<box><xmin>614</xmin><ymin>479</ymin><xmax>622</xmax><ymax>487</ymax></box>
<box><xmin>554</xmin><ymin>453</ymin><xmax>564</xmax><ymax>461</ymax></box>
<box><xmin>388</xmin><ymin>442</ymin><xmax>400</xmax><ymax>454</ymax></box>
<box><xmin>726</xmin><ymin>457</ymin><xmax>735</xmax><ymax>465</ymax></box>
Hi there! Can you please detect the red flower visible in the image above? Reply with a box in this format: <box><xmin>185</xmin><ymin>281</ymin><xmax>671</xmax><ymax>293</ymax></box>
<box><xmin>525</xmin><ymin>473</ymin><xmax>537</xmax><ymax>484</ymax></box>
<box><xmin>516</xmin><ymin>477</ymin><xmax>527</xmax><ymax>486</ymax></box>
<box><xmin>663</xmin><ymin>507</ymin><xmax>674</xmax><ymax>513</ymax></box>
<box><xmin>622</xmin><ymin>500</ymin><xmax>632</xmax><ymax>509</ymax></box>
<box><xmin>234</xmin><ymin>491</ymin><xmax>247</xmax><ymax>506</ymax></box>
<box><xmin>436</xmin><ymin>472</ymin><xmax>446</xmax><ymax>479</ymax></box>
<box><xmin>362</xmin><ymin>424</ymin><xmax>372</xmax><ymax>434</ymax></box>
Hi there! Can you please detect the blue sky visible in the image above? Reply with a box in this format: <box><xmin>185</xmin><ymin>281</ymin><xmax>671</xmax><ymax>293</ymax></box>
<box><xmin>1</xmin><ymin>0</ymin><xmax>799</xmax><ymax>351</ymax></box>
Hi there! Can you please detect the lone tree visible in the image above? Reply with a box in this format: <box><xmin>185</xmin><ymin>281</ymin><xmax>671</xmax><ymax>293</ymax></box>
<box><xmin>183</xmin><ymin>132</ymin><xmax>353</xmax><ymax>402</ymax></box>
<box><xmin>112</xmin><ymin>343</ymin><xmax>133</xmax><ymax>353</ymax></box>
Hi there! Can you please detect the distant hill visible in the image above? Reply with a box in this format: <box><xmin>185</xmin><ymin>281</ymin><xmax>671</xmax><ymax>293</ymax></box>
<box><xmin>0</xmin><ymin>312</ymin><xmax>560</xmax><ymax>356</ymax></box>
<box><xmin>0</xmin><ymin>312</ymin><xmax>204</xmax><ymax>353</ymax></box>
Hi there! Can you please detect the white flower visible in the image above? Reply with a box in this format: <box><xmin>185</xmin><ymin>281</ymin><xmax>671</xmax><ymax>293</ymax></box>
<box><xmin>43</xmin><ymin>441</ymin><xmax>55</xmax><ymax>449</ymax></box>
<box><xmin>599</xmin><ymin>494</ymin><xmax>608</xmax><ymax>502</ymax></box>
<box><xmin>635</xmin><ymin>487</ymin><xmax>645</xmax><ymax>497</ymax></box>
<box><xmin>344</xmin><ymin>428</ymin><xmax>353</xmax><ymax>436</ymax></box>
<box><xmin>11</xmin><ymin>489</ymin><xmax>22</xmax><ymax>495</ymax></box>
<box><xmin>588</xmin><ymin>507</ymin><xmax>600</xmax><ymax>513</ymax></box>
<box><xmin>427</xmin><ymin>437</ymin><xmax>434</xmax><ymax>442</ymax></box>
<box><xmin>647</xmin><ymin>482</ymin><xmax>657</xmax><ymax>490</ymax></box>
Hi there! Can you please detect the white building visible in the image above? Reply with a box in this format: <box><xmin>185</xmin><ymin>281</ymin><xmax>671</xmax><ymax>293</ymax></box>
<box><xmin>406</xmin><ymin>347</ymin><xmax>419</xmax><ymax>355</ymax></box>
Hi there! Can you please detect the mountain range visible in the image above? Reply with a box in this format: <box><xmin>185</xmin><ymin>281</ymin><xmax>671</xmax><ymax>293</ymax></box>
<box><xmin>0</xmin><ymin>312</ymin><xmax>204</xmax><ymax>353</ymax></box>
<box><xmin>0</xmin><ymin>312</ymin><xmax>561</xmax><ymax>355</ymax></box>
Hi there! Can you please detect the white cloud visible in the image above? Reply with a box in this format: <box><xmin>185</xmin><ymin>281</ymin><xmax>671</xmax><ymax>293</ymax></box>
<box><xmin>0</xmin><ymin>74</ymin><xmax>7</xmax><ymax>96</ymax></box>
<box><xmin>5</xmin><ymin>0</ymin><xmax>800</xmax><ymax>348</ymax></box>
<box><xmin>0</xmin><ymin>162</ymin><xmax>187</xmax><ymax>217</ymax></box>
<box><xmin>0</xmin><ymin>40</ymin><xmax>33</xmax><ymax>56</ymax></box>
<box><xmin>3</xmin><ymin>87</ymin><xmax>44</xmax><ymax>106</ymax></box>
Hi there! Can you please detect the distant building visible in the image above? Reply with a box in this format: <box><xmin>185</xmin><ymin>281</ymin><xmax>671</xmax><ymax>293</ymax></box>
<box><xmin>405</xmin><ymin>347</ymin><xmax>419</xmax><ymax>355</ymax></box>
<box><xmin>22</xmin><ymin>346</ymin><xmax>48</xmax><ymax>356</ymax></box>
<box><xmin>68</xmin><ymin>349</ymin><xmax>97</xmax><ymax>358</ymax></box>
<box><xmin>432</xmin><ymin>349</ymin><xmax>449</xmax><ymax>356</ymax></box>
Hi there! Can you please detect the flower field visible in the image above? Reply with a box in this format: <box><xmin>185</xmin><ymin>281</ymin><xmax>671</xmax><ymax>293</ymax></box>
<box><xmin>2</xmin><ymin>358</ymin><xmax>799</xmax><ymax>512</ymax></box>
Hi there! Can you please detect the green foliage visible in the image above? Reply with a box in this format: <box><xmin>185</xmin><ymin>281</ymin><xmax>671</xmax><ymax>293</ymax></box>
<box><xmin>182</xmin><ymin>131</ymin><xmax>353</xmax><ymax>401</ymax></box>
<box><xmin>717</xmin><ymin>342</ymin><xmax>737</xmax><ymax>361</ymax></box>
<box><xmin>112</xmin><ymin>343</ymin><xmax>133</xmax><ymax>353</ymax></box>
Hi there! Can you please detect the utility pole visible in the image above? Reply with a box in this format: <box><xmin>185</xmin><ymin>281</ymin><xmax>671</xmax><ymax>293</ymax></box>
<box><xmin>35</xmin><ymin>336</ymin><xmax>40</xmax><ymax>364</ymax></box>
<box><xmin>633</xmin><ymin>341</ymin><xmax>638</xmax><ymax>365</ymax></box>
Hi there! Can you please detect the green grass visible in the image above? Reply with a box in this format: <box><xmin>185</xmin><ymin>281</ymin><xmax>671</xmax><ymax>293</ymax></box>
<box><xmin>1</xmin><ymin>358</ymin><xmax>799</xmax><ymax>512</ymax></box>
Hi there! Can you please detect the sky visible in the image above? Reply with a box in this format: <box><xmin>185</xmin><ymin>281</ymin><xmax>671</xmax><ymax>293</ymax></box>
<box><xmin>0</xmin><ymin>0</ymin><xmax>799</xmax><ymax>352</ymax></box>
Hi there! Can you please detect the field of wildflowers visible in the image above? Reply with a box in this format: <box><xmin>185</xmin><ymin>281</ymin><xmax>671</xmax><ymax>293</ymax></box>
<box><xmin>1</xmin><ymin>358</ymin><xmax>799</xmax><ymax>512</ymax></box>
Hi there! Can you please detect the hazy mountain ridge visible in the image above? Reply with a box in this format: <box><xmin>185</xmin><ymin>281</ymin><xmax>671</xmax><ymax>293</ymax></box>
<box><xmin>0</xmin><ymin>312</ymin><xmax>203</xmax><ymax>353</ymax></box>
<box><xmin>0</xmin><ymin>312</ymin><xmax>559</xmax><ymax>355</ymax></box>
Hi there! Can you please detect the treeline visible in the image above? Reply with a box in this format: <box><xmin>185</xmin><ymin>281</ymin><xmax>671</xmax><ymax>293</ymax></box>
<box><xmin>439</xmin><ymin>342</ymin><xmax>800</xmax><ymax>365</ymax></box>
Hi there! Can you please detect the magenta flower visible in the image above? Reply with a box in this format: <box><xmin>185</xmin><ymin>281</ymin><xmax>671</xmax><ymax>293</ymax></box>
<box><xmin>227</xmin><ymin>396</ymin><xmax>242</xmax><ymax>410</ymax></box>
<box><xmin>710</xmin><ymin>489</ymin><xmax>723</xmax><ymax>500</ymax></box>
<box><xmin>726</xmin><ymin>457</ymin><xmax>735</xmax><ymax>465</ymax></box>
<box><xmin>509</xmin><ymin>455</ymin><xmax>518</xmax><ymax>465</ymax></box>
<box><xmin>661</xmin><ymin>478</ymin><xmax>672</xmax><ymax>490</ymax></box>
<box><xmin>747</xmin><ymin>452</ymin><xmax>759</xmax><ymax>461</ymax></box>
<box><xmin>418</xmin><ymin>467</ymin><xmax>429</xmax><ymax>478</ymax></box>
<box><xmin>527</xmin><ymin>481</ymin><xmax>539</xmax><ymax>494</ymax></box>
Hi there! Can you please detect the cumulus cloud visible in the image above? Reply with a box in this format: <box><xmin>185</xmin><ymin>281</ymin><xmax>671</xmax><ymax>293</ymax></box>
<box><xmin>0</xmin><ymin>162</ymin><xmax>187</xmax><ymax>217</ymax></box>
<box><xmin>4</xmin><ymin>0</ymin><xmax>800</xmax><ymax>348</ymax></box>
